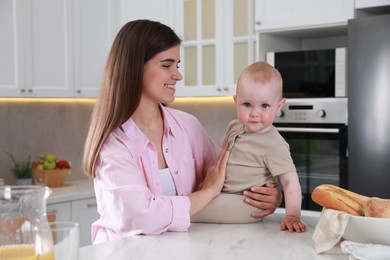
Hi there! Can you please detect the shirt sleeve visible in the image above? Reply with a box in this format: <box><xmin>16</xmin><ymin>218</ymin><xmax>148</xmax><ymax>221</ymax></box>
<box><xmin>93</xmin><ymin>137</ymin><xmax>191</xmax><ymax>239</ymax></box>
<box><xmin>265</xmin><ymin>141</ymin><xmax>296</xmax><ymax>177</ymax></box>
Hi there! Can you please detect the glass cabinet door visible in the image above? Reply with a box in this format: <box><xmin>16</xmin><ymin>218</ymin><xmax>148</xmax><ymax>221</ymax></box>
<box><xmin>175</xmin><ymin>0</ymin><xmax>256</xmax><ymax>97</ymax></box>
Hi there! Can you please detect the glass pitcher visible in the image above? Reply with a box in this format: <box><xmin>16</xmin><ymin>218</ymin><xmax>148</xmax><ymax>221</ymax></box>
<box><xmin>0</xmin><ymin>185</ymin><xmax>54</xmax><ymax>259</ymax></box>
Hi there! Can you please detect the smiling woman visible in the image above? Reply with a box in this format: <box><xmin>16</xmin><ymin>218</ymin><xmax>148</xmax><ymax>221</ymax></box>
<box><xmin>82</xmin><ymin>19</ymin><xmax>281</xmax><ymax>245</ymax></box>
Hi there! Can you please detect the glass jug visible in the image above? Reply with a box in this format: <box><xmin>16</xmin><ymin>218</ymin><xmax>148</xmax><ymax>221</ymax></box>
<box><xmin>0</xmin><ymin>185</ymin><xmax>54</xmax><ymax>259</ymax></box>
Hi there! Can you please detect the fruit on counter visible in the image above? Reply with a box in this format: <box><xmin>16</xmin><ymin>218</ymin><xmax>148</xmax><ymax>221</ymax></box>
<box><xmin>56</xmin><ymin>159</ymin><xmax>71</xmax><ymax>169</ymax></box>
<box><xmin>45</xmin><ymin>154</ymin><xmax>57</xmax><ymax>162</ymax></box>
<box><xmin>43</xmin><ymin>160</ymin><xmax>56</xmax><ymax>170</ymax></box>
<box><xmin>35</xmin><ymin>164</ymin><xmax>44</xmax><ymax>170</ymax></box>
<box><xmin>33</xmin><ymin>161</ymin><xmax>43</xmax><ymax>168</ymax></box>
<box><xmin>33</xmin><ymin>154</ymin><xmax>71</xmax><ymax>170</ymax></box>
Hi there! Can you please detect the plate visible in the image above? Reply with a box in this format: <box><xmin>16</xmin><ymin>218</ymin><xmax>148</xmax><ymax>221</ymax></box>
<box><xmin>352</xmin><ymin>246</ymin><xmax>390</xmax><ymax>260</ymax></box>
<box><xmin>343</xmin><ymin>215</ymin><xmax>390</xmax><ymax>245</ymax></box>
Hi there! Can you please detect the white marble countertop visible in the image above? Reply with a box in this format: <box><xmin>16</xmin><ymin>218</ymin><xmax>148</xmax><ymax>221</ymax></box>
<box><xmin>47</xmin><ymin>179</ymin><xmax>95</xmax><ymax>204</ymax></box>
<box><xmin>79</xmin><ymin>209</ymin><xmax>347</xmax><ymax>260</ymax></box>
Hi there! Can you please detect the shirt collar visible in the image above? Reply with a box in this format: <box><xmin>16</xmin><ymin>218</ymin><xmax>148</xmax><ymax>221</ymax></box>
<box><xmin>159</xmin><ymin>104</ymin><xmax>175</xmax><ymax>139</ymax></box>
<box><xmin>120</xmin><ymin>104</ymin><xmax>176</xmax><ymax>142</ymax></box>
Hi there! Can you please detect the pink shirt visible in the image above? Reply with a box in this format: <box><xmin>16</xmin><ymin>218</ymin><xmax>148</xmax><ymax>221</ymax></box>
<box><xmin>91</xmin><ymin>105</ymin><xmax>220</xmax><ymax>244</ymax></box>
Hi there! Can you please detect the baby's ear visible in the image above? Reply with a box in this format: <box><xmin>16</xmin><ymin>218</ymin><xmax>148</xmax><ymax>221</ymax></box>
<box><xmin>233</xmin><ymin>95</ymin><xmax>237</xmax><ymax>104</ymax></box>
<box><xmin>278</xmin><ymin>98</ymin><xmax>286</xmax><ymax>109</ymax></box>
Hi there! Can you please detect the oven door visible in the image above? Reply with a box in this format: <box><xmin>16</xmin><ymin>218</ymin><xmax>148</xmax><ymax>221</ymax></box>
<box><xmin>274</xmin><ymin>123</ymin><xmax>348</xmax><ymax>211</ymax></box>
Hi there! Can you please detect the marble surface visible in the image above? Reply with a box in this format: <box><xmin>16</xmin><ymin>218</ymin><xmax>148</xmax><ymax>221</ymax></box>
<box><xmin>79</xmin><ymin>209</ymin><xmax>347</xmax><ymax>259</ymax></box>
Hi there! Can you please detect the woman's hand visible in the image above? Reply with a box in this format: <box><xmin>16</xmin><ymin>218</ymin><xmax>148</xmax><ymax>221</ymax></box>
<box><xmin>243</xmin><ymin>183</ymin><xmax>282</xmax><ymax>218</ymax></box>
<box><xmin>200</xmin><ymin>144</ymin><xmax>229</xmax><ymax>197</ymax></box>
<box><xmin>189</xmin><ymin>145</ymin><xmax>229</xmax><ymax>215</ymax></box>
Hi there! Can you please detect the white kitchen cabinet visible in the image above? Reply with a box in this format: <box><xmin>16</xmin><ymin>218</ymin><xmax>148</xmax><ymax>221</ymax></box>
<box><xmin>47</xmin><ymin>201</ymin><xmax>72</xmax><ymax>222</ymax></box>
<box><xmin>0</xmin><ymin>0</ymin><xmax>74</xmax><ymax>97</ymax></box>
<box><xmin>0</xmin><ymin>0</ymin><xmax>120</xmax><ymax>98</ymax></box>
<box><xmin>73</xmin><ymin>0</ymin><xmax>120</xmax><ymax>98</ymax></box>
<box><xmin>255</xmin><ymin>0</ymin><xmax>354</xmax><ymax>32</ymax></box>
<box><xmin>71</xmin><ymin>198</ymin><xmax>99</xmax><ymax>247</ymax></box>
<box><xmin>355</xmin><ymin>0</ymin><xmax>390</xmax><ymax>9</ymax></box>
<box><xmin>174</xmin><ymin>0</ymin><xmax>257</xmax><ymax>97</ymax></box>
<box><xmin>255</xmin><ymin>0</ymin><xmax>353</xmax><ymax>62</ymax></box>
<box><xmin>0</xmin><ymin>0</ymin><xmax>23</xmax><ymax>96</ymax></box>
<box><xmin>119</xmin><ymin>0</ymin><xmax>176</xmax><ymax>29</ymax></box>
<box><xmin>47</xmin><ymin>197</ymin><xmax>98</xmax><ymax>247</ymax></box>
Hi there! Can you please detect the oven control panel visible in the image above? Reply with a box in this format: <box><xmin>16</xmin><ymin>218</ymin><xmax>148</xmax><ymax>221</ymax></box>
<box><xmin>275</xmin><ymin>98</ymin><xmax>348</xmax><ymax>125</ymax></box>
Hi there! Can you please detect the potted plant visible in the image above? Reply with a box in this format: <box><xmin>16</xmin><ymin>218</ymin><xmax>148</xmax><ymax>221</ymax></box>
<box><xmin>6</xmin><ymin>151</ymin><xmax>34</xmax><ymax>185</ymax></box>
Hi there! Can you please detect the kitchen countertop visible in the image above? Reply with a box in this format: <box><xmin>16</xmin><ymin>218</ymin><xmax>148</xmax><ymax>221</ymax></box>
<box><xmin>47</xmin><ymin>179</ymin><xmax>95</xmax><ymax>204</ymax></box>
<box><xmin>79</xmin><ymin>209</ymin><xmax>346</xmax><ymax>259</ymax></box>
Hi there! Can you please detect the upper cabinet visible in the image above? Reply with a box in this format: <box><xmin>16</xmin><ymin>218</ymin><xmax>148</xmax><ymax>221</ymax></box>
<box><xmin>0</xmin><ymin>0</ymin><xmax>179</xmax><ymax>98</ymax></box>
<box><xmin>119</xmin><ymin>0</ymin><xmax>176</xmax><ymax>30</ymax></box>
<box><xmin>174</xmin><ymin>0</ymin><xmax>257</xmax><ymax>97</ymax></box>
<box><xmin>255</xmin><ymin>0</ymin><xmax>354</xmax><ymax>32</ymax></box>
<box><xmin>355</xmin><ymin>0</ymin><xmax>390</xmax><ymax>9</ymax></box>
<box><xmin>73</xmin><ymin>0</ymin><xmax>120</xmax><ymax>98</ymax></box>
<box><xmin>255</xmin><ymin>0</ymin><xmax>355</xmax><ymax>62</ymax></box>
<box><xmin>4</xmin><ymin>0</ymin><xmax>388</xmax><ymax>98</ymax></box>
<box><xmin>0</xmin><ymin>0</ymin><xmax>120</xmax><ymax>98</ymax></box>
<box><xmin>1</xmin><ymin>0</ymin><xmax>74</xmax><ymax>97</ymax></box>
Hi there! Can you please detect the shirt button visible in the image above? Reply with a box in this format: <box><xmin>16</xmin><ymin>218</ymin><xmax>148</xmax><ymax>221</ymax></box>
<box><xmin>165</xmin><ymin>148</ymin><xmax>169</xmax><ymax>153</ymax></box>
<box><xmin>174</xmin><ymin>170</ymin><xmax>178</xmax><ymax>174</ymax></box>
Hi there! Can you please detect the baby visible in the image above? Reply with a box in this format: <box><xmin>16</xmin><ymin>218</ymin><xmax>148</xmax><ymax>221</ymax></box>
<box><xmin>192</xmin><ymin>62</ymin><xmax>306</xmax><ymax>233</ymax></box>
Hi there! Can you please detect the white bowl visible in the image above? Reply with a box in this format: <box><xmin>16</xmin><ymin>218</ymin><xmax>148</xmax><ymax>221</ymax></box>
<box><xmin>343</xmin><ymin>215</ymin><xmax>390</xmax><ymax>245</ymax></box>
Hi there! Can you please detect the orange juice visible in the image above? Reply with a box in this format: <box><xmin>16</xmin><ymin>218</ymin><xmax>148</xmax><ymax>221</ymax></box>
<box><xmin>0</xmin><ymin>244</ymin><xmax>54</xmax><ymax>260</ymax></box>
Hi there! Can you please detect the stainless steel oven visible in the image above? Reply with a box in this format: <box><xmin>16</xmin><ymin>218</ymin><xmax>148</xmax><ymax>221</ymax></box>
<box><xmin>274</xmin><ymin>98</ymin><xmax>348</xmax><ymax>211</ymax></box>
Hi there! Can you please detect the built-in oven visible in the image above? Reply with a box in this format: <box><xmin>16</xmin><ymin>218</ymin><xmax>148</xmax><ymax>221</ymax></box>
<box><xmin>274</xmin><ymin>98</ymin><xmax>348</xmax><ymax>211</ymax></box>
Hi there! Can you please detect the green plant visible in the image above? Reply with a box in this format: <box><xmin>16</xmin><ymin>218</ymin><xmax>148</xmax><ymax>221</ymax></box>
<box><xmin>6</xmin><ymin>151</ymin><xmax>33</xmax><ymax>179</ymax></box>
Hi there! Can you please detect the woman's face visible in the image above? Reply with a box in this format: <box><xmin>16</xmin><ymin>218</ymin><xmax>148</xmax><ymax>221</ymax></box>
<box><xmin>142</xmin><ymin>45</ymin><xmax>182</xmax><ymax>104</ymax></box>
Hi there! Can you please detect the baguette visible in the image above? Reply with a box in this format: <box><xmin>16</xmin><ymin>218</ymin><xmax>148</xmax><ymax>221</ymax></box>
<box><xmin>363</xmin><ymin>197</ymin><xmax>390</xmax><ymax>219</ymax></box>
<box><xmin>311</xmin><ymin>184</ymin><xmax>369</xmax><ymax>216</ymax></box>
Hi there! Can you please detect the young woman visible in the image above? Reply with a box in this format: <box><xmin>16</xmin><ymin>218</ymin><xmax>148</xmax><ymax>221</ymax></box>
<box><xmin>83</xmin><ymin>20</ymin><xmax>281</xmax><ymax>244</ymax></box>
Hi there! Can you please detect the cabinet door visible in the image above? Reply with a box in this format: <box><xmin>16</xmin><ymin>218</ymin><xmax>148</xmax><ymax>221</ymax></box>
<box><xmin>255</xmin><ymin>0</ymin><xmax>354</xmax><ymax>31</ymax></box>
<box><xmin>47</xmin><ymin>201</ymin><xmax>71</xmax><ymax>222</ymax></box>
<box><xmin>175</xmin><ymin>0</ymin><xmax>256</xmax><ymax>97</ymax></box>
<box><xmin>355</xmin><ymin>0</ymin><xmax>390</xmax><ymax>9</ymax></box>
<box><xmin>71</xmin><ymin>198</ymin><xmax>99</xmax><ymax>247</ymax></box>
<box><xmin>22</xmin><ymin>0</ymin><xmax>74</xmax><ymax>97</ymax></box>
<box><xmin>120</xmin><ymin>0</ymin><xmax>176</xmax><ymax>29</ymax></box>
<box><xmin>0</xmin><ymin>0</ymin><xmax>24</xmax><ymax>96</ymax></box>
<box><xmin>73</xmin><ymin>0</ymin><xmax>120</xmax><ymax>98</ymax></box>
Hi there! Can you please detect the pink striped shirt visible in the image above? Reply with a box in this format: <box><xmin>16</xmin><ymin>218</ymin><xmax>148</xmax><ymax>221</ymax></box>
<box><xmin>91</xmin><ymin>105</ymin><xmax>220</xmax><ymax>244</ymax></box>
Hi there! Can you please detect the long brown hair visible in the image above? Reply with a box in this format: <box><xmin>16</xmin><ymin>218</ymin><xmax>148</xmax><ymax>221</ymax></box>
<box><xmin>83</xmin><ymin>20</ymin><xmax>181</xmax><ymax>177</ymax></box>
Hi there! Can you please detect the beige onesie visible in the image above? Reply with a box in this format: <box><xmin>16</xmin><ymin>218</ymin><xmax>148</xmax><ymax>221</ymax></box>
<box><xmin>192</xmin><ymin>119</ymin><xmax>296</xmax><ymax>223</ymax></box>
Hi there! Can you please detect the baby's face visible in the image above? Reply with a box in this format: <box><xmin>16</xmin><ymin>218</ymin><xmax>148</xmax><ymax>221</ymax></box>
<box><xmin>234</xmin><ymin>77</ymin><xmax>284</xmax><ymax>133</ymax></box>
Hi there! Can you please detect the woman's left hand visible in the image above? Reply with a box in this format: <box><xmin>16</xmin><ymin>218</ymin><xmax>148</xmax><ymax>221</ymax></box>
<box><xmin>243</xmin><ymin>183</ymin><xmax>282</xmax><ymax>218</ymax></box>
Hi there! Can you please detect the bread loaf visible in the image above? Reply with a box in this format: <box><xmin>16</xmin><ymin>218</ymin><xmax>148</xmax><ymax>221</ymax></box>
<box><xmin>312</xmin><ymin>184</ymin><xmax>390</xmax><ymax>219</ymax></box>
<box><xmin>363</xmin><ymin>197</ymin><xmax>390</xmax><ymax>219</ymax></box>
<box><xmin>311</xmin><ymin>184</ymin><xmax>369</xmax><ymax>216</ymax></box>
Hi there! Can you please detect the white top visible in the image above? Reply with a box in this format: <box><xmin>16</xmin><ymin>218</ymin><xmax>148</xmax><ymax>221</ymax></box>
<box><xmin>159</xmin><ymin>168</ymin><xmax>177</xmax><ymax>196</ymax></box>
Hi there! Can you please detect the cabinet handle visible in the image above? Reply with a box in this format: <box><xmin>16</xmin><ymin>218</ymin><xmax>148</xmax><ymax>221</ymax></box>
<box><xmin>27</xmin><ymin>89</ymin><xmax>33</xmax><ymax>93</ymax></box>
<box><xmin>256</xmin><ymin>21</ymin><xmax>261</xmax><ymax>25</ymax></box>
<box><xmin>223</xmin><ymin>87</ymin><xmax>229</xmax><ymax>91</ymax></box>
<box><xmin>20</xmin><ymin>89</ymin><xmax>26</xmax><ymax>93</ymax></box>
<box><xmin>87</xmin><ymin>203</ymin><xmax>97</xmax><ymax>208</ymax></box>
<box><xmin>217</xmin><ymin>88</ymin><xmax>222</xmax><ymax>92</ymax></box>
<box><xmin>76</xmin><ymin>90</ymin><xmax>81</xmax><ymax>94</ymax></box>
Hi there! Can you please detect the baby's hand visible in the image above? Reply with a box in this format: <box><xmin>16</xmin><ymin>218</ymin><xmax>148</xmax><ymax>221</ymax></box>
<box><xmin>280</xmin><ymin>215</ymin><xmax>306</xmax><ymax>233</ymax></box>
